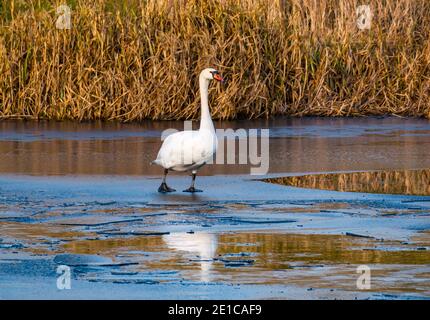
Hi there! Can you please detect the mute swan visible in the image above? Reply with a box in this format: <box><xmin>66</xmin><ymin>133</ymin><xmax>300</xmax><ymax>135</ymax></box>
<box><xmin>152</xmin><ymin>68</ymin><xmax>224</xmax><ymax>193</ymax></box>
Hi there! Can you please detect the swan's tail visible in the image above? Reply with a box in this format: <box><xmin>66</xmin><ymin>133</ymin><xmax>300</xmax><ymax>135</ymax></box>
<box><xmin>150</xmin><ymin>159</ymin><xmax>160</xmax><ymax>166</ymax></box>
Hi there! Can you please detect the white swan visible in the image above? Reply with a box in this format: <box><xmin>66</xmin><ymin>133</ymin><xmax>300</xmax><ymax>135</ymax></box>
<box><xmin>152</xmin><ymin>68</ymin><xmax>224</xmax><ymax>193</ymax></box>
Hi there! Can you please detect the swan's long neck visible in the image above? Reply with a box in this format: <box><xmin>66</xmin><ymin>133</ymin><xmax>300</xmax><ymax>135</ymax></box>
<box><xmin>199</xmin><ymin>75</ymin><xmax>215</xmax><ymax>133</ymax></box>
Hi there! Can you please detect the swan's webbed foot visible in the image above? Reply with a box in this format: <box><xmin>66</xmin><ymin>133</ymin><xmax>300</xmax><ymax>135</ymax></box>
<box><xmin>183</xmin><ymin>186</ymin><xmax>203</xmax><ymax>193</ymax></box>
<box><xmin>158</xmin><ymin>182</ymin><xmax>176</xmax><ymax>193</ymax></box>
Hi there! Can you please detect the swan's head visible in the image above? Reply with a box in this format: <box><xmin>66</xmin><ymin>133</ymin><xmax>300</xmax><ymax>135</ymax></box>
<box><xmin>201</xmin><ymin>68</ymin><xmax>224</xmax><ymax>83</ymax></box>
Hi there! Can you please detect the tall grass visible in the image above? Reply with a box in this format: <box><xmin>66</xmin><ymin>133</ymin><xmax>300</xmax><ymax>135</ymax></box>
<box><xmin>1</xmin><ymin>0</ymin><xmax>430</xmax><ymax>121</ymax></box>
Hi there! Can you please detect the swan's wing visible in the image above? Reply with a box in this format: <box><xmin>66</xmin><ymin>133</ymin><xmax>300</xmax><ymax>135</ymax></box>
<box><xmin>155</xmin><ymin>131</ymin><xmax>215</xmax><ymax>168</ymax></box>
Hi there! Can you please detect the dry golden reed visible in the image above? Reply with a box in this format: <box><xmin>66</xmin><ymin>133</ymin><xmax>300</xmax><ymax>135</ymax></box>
<box><xmin>1</xmin><ymin>0</ymin><xmax>430</xmax><ymax>121</ymax></box>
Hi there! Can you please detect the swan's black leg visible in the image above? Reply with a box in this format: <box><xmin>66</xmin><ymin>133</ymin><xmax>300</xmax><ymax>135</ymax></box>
<box><xmin>158</xmin><ymin>169</ymin><xmax>176</xmax><ymax>193</ymax></box>
<box><xmin>183</xmin><ymin>172</ymin><xmax>202</xmax><ymax>193</ymax></box>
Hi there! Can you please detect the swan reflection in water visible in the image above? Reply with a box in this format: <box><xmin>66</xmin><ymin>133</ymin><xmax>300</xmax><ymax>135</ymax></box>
<box><xmin>163</xmin><ymin>232</ymin><xmax>218</xmax><ymax>282</ymax></box>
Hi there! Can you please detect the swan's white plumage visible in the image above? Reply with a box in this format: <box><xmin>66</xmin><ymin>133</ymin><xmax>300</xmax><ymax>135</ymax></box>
<box><xmin>153</xmin><ymin>68</ymin><xmax>220</xmax><ymax>173</ymax></box>
<box><xmin>153</xmin><ymin>129</ymin><xmax>217</xmax><ymax>171</ymax></box>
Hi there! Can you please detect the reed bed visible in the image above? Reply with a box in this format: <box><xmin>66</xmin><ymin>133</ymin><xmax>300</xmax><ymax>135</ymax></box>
<box><xmin>1</xmin><ymin>0</ymin><xmax>430</xmax><ymax>121</ymax></box>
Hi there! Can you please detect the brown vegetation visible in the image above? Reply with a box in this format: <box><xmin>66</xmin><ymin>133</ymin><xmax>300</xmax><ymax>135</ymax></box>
<box><xmin>1</xmin><ymin>0</ymin><xmax>430</xmax><ymax>121</ymax></box>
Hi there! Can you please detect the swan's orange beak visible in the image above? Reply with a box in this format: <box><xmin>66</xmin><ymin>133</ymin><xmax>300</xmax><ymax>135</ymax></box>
<box><xmin>213</xmin><ymin>73</ymin><xmax>224</xmax><ymax>83</ymax></box>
